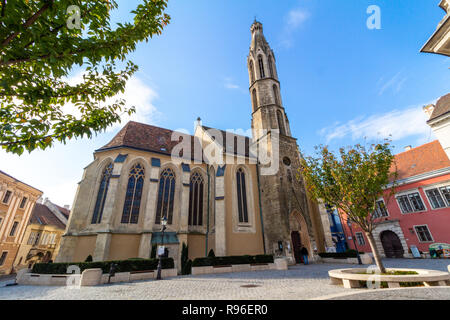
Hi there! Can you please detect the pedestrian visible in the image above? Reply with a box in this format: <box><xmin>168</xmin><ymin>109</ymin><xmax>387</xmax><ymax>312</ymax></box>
<box><xmin>300</xmin><ymin>246</ymin><xmax>309</xmax><ymax>265</ymax></box>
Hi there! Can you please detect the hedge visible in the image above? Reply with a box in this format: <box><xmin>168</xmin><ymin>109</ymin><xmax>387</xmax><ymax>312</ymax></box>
<box><xmin>318</xmin><ymin>252</ymin><xmax>364</xmax><ymax>259</ymax></box>
<box><xmin>192</xmin><ymin>254</ymin><xmax>274</xmax><ymax>267</ymax></box>
<box><xmin>31</xmin><ymin>257</ymin><xmax>174</xmax><ymax>275</ymax></box>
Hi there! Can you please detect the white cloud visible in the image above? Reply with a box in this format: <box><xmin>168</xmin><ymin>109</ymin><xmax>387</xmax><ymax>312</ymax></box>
<box><xmin>0</xmin><ymin>75</ymin><xmax>161</xmax><ymax>206</ymax></box>
<box><xmin>224</xmin><ymin>77</ymin><xmax>240</xmax><ymax>90</ymax></box>
<box><xmin>280</xmin><ymin>7</ymin><xmax>310</xmax><ymax>48</ymax></box>
<box><xmin>378</xmin><ymin>72</ymin><xmax>408</xmax><ymax>96</ymax></box>
<box><xmin>287</xmin><ymin>9</ymin><xmax>310</xmax><ymax>29</ymax></box>
<box><xmin>319</xmin><ymin>102</ymin><xmax>436</xmax><ymax>144</ymax></box>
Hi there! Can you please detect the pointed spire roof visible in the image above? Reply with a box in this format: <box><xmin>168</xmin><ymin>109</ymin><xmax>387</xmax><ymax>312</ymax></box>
<box><xmin>250</xmin><ymin>20</ymin><xmax>270</xmax><ymax>53</ymax></box>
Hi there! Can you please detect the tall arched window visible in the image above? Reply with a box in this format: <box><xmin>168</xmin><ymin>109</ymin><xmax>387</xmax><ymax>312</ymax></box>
<box><xmin>277</xmin><ymin>110</ymin><xmax>286</xmax><ymax>136</ymax></box>
<box><xmin>252</xmin><ymin>89</ymin><xmax>258</xmax><ymax>111</ymax></box>
<box><xmin>249</xmin><ymin>60</ymin><xmax>255</xmax><ymax>84</ymax></box>
<box><xmin>91</xmin><ymin>163</ymin><xmax>113</xmax><ymax>224</ymax></box>
<box><xmin>188</xmin><ymin>172</ymin><xmax>204</xmax><ymax>226</ymax></box>
<box><xmin>121</xmin><ymin>163</ymin><xmax>145</xmax><ymax>224</ymax></box>
<box><xmin>155</xmin><ymin>168</ymin><xmax>176</xmax><ymax>225</ymax></box>
<box><xmin>258</xmin><ymin>55</ymin><xmax>265</xmax><ymax>78</ymax></box>
<box><xmin>268</xmin><ymin>56</ymin><xmax>274</xmax><ymax>78</ymax></box>
<box><xmin>236</xmin><ymin>168</ymin><xmax>249</xmax><ymax>224</ymax></box>
<box><xmin>273</xmin><ymin>84</ymin><xmax>280</xmax><ymax>105</ymax></box>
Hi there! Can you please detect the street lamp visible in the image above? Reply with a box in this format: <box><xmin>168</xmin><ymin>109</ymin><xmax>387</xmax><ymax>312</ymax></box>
<box><xmin>347</xmin><ymin>219</ymin><xmax>362</xmax><ymax>265</ymax></box>
<box><xmin>156</xmin><ymin>216</ymin><xmax>168</xmax><ymax>280</ymax></box>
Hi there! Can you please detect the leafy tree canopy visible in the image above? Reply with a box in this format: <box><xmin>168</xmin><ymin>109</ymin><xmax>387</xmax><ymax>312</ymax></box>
<box><xmin>0</xmin><ymin>0</ymin><xmax>170</xmax><ymax>154</ymax></box>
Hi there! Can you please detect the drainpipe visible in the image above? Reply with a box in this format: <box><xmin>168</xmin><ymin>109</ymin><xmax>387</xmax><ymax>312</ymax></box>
<box><xmin>205</xmin><ymin>165</ymin><xmax>210</xmax><ymax>256</ymax></box>
<box><xmin>256</xmin><ymin>162</ymin><xmax>266</xmax><ymax>254</ymax></box>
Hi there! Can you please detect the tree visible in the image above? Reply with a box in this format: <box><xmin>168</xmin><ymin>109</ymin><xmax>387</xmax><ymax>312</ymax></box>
<box><xmin>0</xmin><ymin>0</ymin><xmax>170</xmax><ymax>155</ymax></box>
<box><xmin>85</xmin><ymin>254</ymin><xmax>93</xmax><ymax>262</ymax></box>
<box><xmin>300</xmin><ymin>141</ymin><xmax>397</xmax><ymax>273</ymax></box>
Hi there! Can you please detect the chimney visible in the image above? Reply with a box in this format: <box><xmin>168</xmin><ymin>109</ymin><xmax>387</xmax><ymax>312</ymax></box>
<box><xmin>423</xmin><ymin>104</ymin><xmax>435</xmax><ymax>119</ymax></box>
<box><xmin>404</xmin><ymin>145</ymin><xmax>412</xmax><ymax>151</ymax></box>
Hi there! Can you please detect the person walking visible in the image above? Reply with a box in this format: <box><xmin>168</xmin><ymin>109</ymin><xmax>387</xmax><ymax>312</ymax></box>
<box><xmin>300</xmin><ymin>246</ymin><xmax>309</xmax><ymax>265</ymax></box>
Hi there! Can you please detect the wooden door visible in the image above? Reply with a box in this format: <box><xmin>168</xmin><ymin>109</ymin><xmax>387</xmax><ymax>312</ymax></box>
<box><xmin>380</xmin><ymin>231</ymin><xmax>404</xmax><ymax>258</ymax></box>
<box><xmin>291</xmin><ymin>231</ymin><xmax>302</xmax><ymax>263</ymax></box>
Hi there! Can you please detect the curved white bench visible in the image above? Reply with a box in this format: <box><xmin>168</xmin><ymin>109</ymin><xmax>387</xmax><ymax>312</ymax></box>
<box><xmin>329</xmin><ymin>268</ymin><xmax>450</xmax><ymax>289</ymax></box>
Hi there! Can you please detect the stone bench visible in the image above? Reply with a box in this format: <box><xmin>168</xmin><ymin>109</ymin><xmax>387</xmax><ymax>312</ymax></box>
<box><xmin>329</xmin><ymin>268</ymin><xmax>450</xmax><ymax>289</ymax></box>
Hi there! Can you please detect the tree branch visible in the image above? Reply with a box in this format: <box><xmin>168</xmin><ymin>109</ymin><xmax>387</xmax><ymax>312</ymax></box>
<box><xmin>1</xmin><ymin>0</ymin><xmax>54</xmax><ymax>47</ymax></box>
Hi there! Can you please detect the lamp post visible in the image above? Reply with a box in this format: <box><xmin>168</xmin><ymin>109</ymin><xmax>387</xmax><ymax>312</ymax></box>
<box><xmin>347</xmin><ymin>219</ymin><xmax>362</xmax><ymax>265</ymax></box>
<box><xmin>156</xmin><ymin>216</ymin><xmax>168</xmax><ymax>280</ymax></box>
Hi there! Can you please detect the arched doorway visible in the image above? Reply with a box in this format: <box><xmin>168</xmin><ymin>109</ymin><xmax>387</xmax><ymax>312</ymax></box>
<box><xmin>380</xmin><ymin>230</ymin><xmax>404</xmax><ymax>258</ymax></box>
<box><xmin>289</xmin><ymin>210</ymin><xmax>312</xmax><ymax>261</ymax></box>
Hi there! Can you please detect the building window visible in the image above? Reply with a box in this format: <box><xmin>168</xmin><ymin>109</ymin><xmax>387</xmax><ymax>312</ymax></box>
<box><xmin>440</xmin><ymin>186</ymin><xmax>450</xmax><ymax>206</ymax></box>
<box><xmin>189</xmin><ymin>172</ymin><xmax>204</xmax><ymax>226</ymax></box>
<box><xmin>277</xmin><ymin>110</ymin><xmax>286</xmax><ymax>135</ymax></box>
<box><xmin>155</xmin><ymin>168</ymin><xmax>176</xmax><ymax>225</ymax></box>
<box><xmin>252</xmin><ymin>89</ymin><xmax>258</xmax><ymax>111</ymax></box>
<box><xmin>268</xmin><ymin>56</ymin><xmax>274</xmax><ymax>78</ymax></box>
<box><xmin>273</xmin><ymin>85</ymin><xmax>280</xmax><ymax>106</ymax></box>
<box><xmin>19</xmin><ymin>197</ymin><xmax>27</xmax><ymax>209</ymax></box>
<box><xmin>27</xmin><ymin>232</ymin><xmax>36</xmax><ymax>245</ymax></box>
<box><xmin>236</xmin><ymin>168</ymin><xmax>249</xmax><ymax>224</ymax></box>
<box><xmin>34</xmin><ymin>232</ymin><xmax>41</xmax><ymax>246</ymax></box>
<box><xmin>355</xmin><ymin>232</ymin><xmax>365</xmax><ymax>246</ymax></box>
<box><xmin>425</xmin><ymin>188</ymin><xmax>447</xmax><ymax>209</ymax></box>
<box><xmin>397</xmin><ymin>192</ymin><xmax>425</xmax><ymax>213</ymax></box>
<box><xmin>249</xmin><ymin>60</ymin><xmax>255</xmax><ymax>83</ymax></box>
<box><xmin>91</xmin><ymin>163</ymin><xmax>113</xmax><ymax>224</ymax></box>
<box><xmin>0</xmin><ymin>252</ymin><xmax>7</xmax><ymax>266</ymax></box>
<box><xmin>414</xmin><ymin>225</ymin><xmax>433</xmax><ymax>242</ymax></box>
<box><xmin>2</xmin><ymin>190</ymin><xmax>11</xmax><ymax>204</ymax></box>
<box><xmin>258</xmin><ymin>55</ymin><xmax>265</xmax><ymax>78</ymax></box>
<box><xmin>373</xmin><ymin>200</ymin><xmax>389</xmax><ymax>218</ymax></box>
<box><xmin>121</xmin><ymin>163</ymin><xmax>145</xmax><ymax>224</ymax></box>
<box><xmin>0</xmin><ymin>217</ymin><xmax>2</xmax><ymax>228</ymax></box>
<box><xmin>9</xmin><ymin>221</ymin><xmax>19</xmax><ymax>237</ymax></box>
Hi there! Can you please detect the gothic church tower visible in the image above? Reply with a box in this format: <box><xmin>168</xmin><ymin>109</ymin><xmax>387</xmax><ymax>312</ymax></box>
<box><xmin>248</xmin><ymin>21</ymin><xmax>325</xmax><ymax>261</ymax></box>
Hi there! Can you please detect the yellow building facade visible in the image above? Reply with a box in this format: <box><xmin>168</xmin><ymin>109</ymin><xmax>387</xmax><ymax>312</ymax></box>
<box><xmin>0</xmin><ymin>170</ymin><xmax>42</xmax><ymax>275</ymax></box>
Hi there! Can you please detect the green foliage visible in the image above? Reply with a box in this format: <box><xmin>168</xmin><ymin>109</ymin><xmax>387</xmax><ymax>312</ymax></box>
<box><xmin>32</xmin><ymin>257</ymin><xmax>174</xmax><ymax>274</ymax></box>
<box><xmin>84</xmin><ymin>255</ymin><xmax>93</xmax><ymax>262</ymax></box>
<box><xmin>300</xmin><ymin>141</ymin><xmax>397</xmax><ymax>233</ymax></box>
<box><xmin>150</xmin><ymin>244</ymin><xmax>157</xmax><ymax>259</ymax></box>
<box><xmin>207</xmin><ymin>249</ymin><xmax>215</xmax><ymax>258</ymax></box>
<box><xmin>0</xmin><ymin>0</ymin><xmax>170</xmax><ymax>154</ymax></box>
<box><xmin>192</xmin><ymin>254</ymin><xmax>274</xmax><ymax>267</ymax></box>
<box><xmin>180</xmin><ymin>242</ymin><xmax>191</xmax><ymax>275</ymax></box>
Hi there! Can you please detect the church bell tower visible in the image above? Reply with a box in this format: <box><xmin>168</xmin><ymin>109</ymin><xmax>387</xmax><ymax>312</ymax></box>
<box><xmin>247</xmin><ymin>20</ymin><xmax>324</xmax><ymax>261</ymax></box>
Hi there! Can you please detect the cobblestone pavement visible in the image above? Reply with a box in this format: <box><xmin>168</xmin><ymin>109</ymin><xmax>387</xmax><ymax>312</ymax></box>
<box><xmin>0</xmin><ymin>258</ymin><xmax>448</xmax><ymax>300</ymax></box>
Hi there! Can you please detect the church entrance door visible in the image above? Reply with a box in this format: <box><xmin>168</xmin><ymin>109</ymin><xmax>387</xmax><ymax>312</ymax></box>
<box><xmin>291</xmin><ymin>231</ymin><xmax>302</xmax><ymax>263</ymax></box>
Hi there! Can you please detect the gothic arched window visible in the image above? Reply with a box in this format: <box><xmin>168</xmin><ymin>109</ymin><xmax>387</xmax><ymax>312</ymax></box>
<box><xmin>249</xmin><ymin>60</ymin><xmax>255</xmax><ymax>84</ymax></box>
<box><xmin>155</xmin><ymin>168</ymin><xmax>176</xmax><ymax>225</ymax></box>
<box><xmin>273</xmin><ymin>84</ymin><xmax>280</xmax><ymax>105</ymax></box>
<box><xmin>236</xmin><ymin>168</ymin><xmax>249</xmax><ymax>224</ymax></box>
<box><xmin>268</xmin><ymin>56</ymin><xmax>274</xmax><ymax>78</ymax></box>
<box><xmin>188</xmin><ymin>172</ymin><xmax>204</xmax><ymax>226</ymax></box>
<box><xmin>252</xmin><ymin>89</ymin><xmax>258</xmax><ymax>111</ymax></box>
<box><xmin>121</xmin><ymin>163</ymin><xmax>145</xmax><ymax>224</ymax></box>
<box><xmin>277</xmin><ymin>110</ymin><xmax>286</xmax><ymax>136</ymax></box>
<box><xmin>258</xmin><ymin>55</ymin><xmax>265</xmax><ymax>78</ymax></box>
<box><xmin>91</xmin><ymin>163</ymin><xmax>113</xmax><ymax>224</ymax></box>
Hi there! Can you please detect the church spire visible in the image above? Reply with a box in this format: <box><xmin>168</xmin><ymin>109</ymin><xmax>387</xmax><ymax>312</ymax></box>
<box><xmin>247</xmin><ymin>21</ymin><xmax>291</xmax><ymax>139</ymax></box>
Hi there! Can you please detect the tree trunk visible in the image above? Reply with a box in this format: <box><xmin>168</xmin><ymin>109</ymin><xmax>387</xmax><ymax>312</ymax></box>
<box><xmin>365</xmin><ymin>231</ymin><xmax>386</xmax><ymax>273</ymax></box>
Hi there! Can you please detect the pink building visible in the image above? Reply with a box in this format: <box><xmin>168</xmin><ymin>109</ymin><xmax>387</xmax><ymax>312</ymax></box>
<box><xmin>344</xmin><ymin>140</ymin><xmax>450</xmax><ymax>258</ymax></box>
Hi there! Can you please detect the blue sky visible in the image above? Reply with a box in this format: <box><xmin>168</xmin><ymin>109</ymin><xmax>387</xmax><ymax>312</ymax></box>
<box><xmin>1</xmin><ymin>0</ymin><xmax>449</xmax><ymax>205</ymax></box>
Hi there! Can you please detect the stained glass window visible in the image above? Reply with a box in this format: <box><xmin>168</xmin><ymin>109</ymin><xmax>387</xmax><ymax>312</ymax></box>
<box><xmin>91</xmin><ymin>163</ymin><xmax>113</xmax><ymax>224</ymax></box>
<box><xmin>236</xmin><ymin>168</ymin><xmax>249</xmax><ymax>224</ymax></box>
<box><xmin>189</xmin><ymin>172</ymin><xmax>204</xmax><ymax>226</ymax></box>
<box><xmin>155</xmin><ymin>168</ymin><xmax>176</xmax><ymax>225</ymax></box>
<box><xmin>121</xmin><ymin>163</ymin><xmax>145</xmax><ymax>224</ymax></box>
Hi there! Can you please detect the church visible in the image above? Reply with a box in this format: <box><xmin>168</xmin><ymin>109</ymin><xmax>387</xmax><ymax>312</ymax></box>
<box><xmin>56</xmin><ymin>21</ymin><xmax>329</xmax><ymax>269</ymax></box>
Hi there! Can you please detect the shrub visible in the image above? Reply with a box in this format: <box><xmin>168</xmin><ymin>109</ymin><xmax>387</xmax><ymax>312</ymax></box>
<box><xmin>151</xmin><ymin>244</ymin><xmax>157</xmax><ymax>259</ymax></box>
<box><xmin>182</xmin><ymin>259</ymin><xmax>192</xmax><ymax>275</ymax></box>
<box><xmin>32</xmin><ymin>257</ymin><xmax>174</xmax><ymax>275</ymax></box>
<box><xmin>85</xmin><ymin>255</ymin><xmax>93</xmax><ymax>262</ymax></box>
<box><xmin>181</xmin><ymin>243</ymin><xmax>190</xmax><ymax>275</ymax></box>
<box><xmin>208</xmin><ymin>249</ymin><xmax>215</xmax><ymax>258</ymax></box>
<box><xmin>192</xmin><ymin>254</ymin><xmax>273</xmax><ymax>267</ymax></box>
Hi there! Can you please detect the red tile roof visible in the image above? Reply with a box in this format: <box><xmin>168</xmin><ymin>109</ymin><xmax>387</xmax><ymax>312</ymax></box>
<box><xmin>392</xmin><ymin>140</ymin><xmax>450</xmax><ymax>181</ymax></box>
<box><xmin>30</xmin><ymin>203</ymin><xmax>67</xmax><ymax>230</ymax></box>
<box><xmin>428</xmin><ymin>93</ymin><xmax>450</xmax><ymax>122</ymax></box>
<box><xmin>97</xmin><ymin>121</ymin><xmax>204</xmax><ymax>161</ymax></box>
